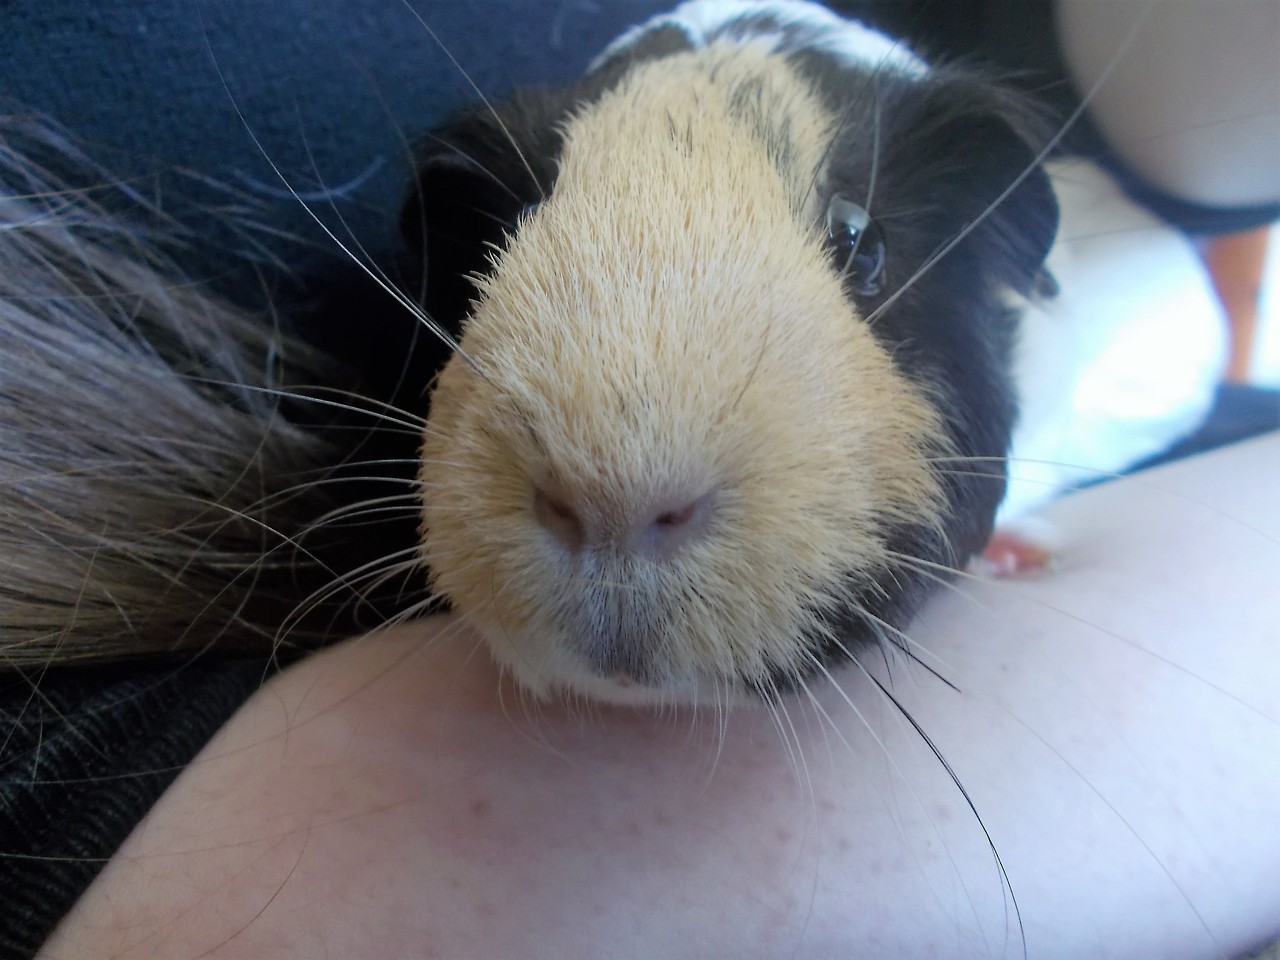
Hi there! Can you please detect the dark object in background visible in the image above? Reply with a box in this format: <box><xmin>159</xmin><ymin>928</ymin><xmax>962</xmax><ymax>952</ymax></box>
<box><xmin>1136</xmin><ymin>384</ymin><xmax>1280</xmax><ymax>471</ymax></box>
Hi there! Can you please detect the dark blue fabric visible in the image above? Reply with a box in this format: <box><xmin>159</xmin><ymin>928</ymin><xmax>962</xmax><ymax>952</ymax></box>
<box><xmin>0</xmin><ymin>659</ymin><xmax>274</xmax><ymax>956</ymax></box>
<box><xmin>1136</xmin><ymin>385</ymin><xmax>1280</xmax><ymax>470</ymax></box>
<box><xmin>1</xmin><ymin>0</ymin><xmax>673</xmax><ymax>294</ymax></box>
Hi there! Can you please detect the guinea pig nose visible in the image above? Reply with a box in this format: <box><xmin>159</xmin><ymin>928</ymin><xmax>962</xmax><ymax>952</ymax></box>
<box><xmin>627</xmin><ymin>491</ymin><xmax>715</xmax><ymax>559</ymax></box>
<box><xmin>533</xmin><ymin>487</ymin><xmax>586</xmax><ymax>553</ymax></box>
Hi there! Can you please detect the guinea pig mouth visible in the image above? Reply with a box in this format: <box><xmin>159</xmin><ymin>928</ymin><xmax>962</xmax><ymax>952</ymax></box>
<box><xmin>560</xmin><ymin>599</ymin><xmax>673</xmax><ymax>686</ymax></box>
<box><xmin>565</xmin><ymin>636</ymin><xmax>821</xmax><ymax>707</ymax></box>
<box><xmin>560</xmin><ymin>572</ymin><xmax>908</xmax><ymax>703</ymax></box>
<box><xmin>556</xmin><ymin>600</ymin><xmax>811</xmax><ymax>700</ymax></box>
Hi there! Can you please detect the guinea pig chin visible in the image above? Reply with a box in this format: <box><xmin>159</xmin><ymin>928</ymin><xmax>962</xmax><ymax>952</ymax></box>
<box><xmin>418</xmin><ymin>54</ymin><xmax>947</xmax><ymax>706</ymax></box>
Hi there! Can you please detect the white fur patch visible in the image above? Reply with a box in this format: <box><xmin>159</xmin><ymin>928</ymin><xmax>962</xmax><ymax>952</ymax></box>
<box><xmin>592</xmin><ymin>0</ymin><xmax>927</xmax><ymax>77</ymax></box>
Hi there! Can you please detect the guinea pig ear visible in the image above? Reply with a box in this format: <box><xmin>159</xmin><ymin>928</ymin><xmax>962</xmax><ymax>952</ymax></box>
<box><xmin>904</xmin><ymin>73</ymin><xmax>1061</xmax><ymax>295</ymax></box>
<box><xmin>399</xmin><ymin>149</ymin><xmax>528</xmax><ymax>329</ymax></box>
<box><xmin>399</xmin><ymin>87</ymin><xmax>586</xmax><ymax>326</ymax></box>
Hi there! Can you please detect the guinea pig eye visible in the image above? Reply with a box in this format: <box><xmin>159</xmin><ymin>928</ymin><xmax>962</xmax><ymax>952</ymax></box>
<box><xmin>824</xmin><ymin>194</ymin><xmax>886</xmax><ymax>298</ymax></box>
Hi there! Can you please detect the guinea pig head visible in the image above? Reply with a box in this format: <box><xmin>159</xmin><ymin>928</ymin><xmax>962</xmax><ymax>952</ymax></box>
<box><xmin>415</xmin><ymin>43</ymin><xmax>1057</xmax><ymax>705</ymax></box>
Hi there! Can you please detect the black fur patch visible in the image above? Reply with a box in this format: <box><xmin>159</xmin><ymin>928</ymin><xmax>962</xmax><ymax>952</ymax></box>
<box><xmin>778</xmin><ymin>54</ymin><xmax>1059</xmax><ymax>683</ymax></box>
<box><xmin>402</xmin><ymin>73</ymin><xmax>626</xmax><ymax>335</ymax></box>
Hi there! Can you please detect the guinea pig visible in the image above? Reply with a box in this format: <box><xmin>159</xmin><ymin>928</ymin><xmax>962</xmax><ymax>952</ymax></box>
<box><xmin>0</xmin><ymin>0</ymin><xmax>1058</xmax><ymax>700</ymax></box>
<box><xmin>411</xmin><ymin>0</ymin><xmax>1059</xmax><ymax>705</ymax></box>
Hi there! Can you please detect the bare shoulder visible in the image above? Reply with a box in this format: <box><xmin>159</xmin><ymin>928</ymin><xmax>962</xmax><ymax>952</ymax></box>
<box><xmin>43</xmin><ymin>435</ymin><xmax>1280</xmax><ymax>959</ymax></box>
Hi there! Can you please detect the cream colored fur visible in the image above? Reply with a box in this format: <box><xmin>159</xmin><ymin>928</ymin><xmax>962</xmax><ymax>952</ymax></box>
<box><xmin>421</xmin><ymin>44</ymin><xmax>945</xmax><ymax>704</ymax></box>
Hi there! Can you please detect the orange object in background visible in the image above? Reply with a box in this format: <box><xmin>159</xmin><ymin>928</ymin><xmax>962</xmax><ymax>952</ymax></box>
<box><xmin>1203</xmin><ymin>226</ymin><xmax>1271</xmax><ymax>383</ymax></box>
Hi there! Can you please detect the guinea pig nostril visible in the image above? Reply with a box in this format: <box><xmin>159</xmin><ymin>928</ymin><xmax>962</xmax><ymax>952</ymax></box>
<box><xmin>631</xmin><ymin>491</ymin><xmax>714</xmax><ymax>558</ymax></box>
<box><xmin>533</xmin><ymin>488</ymin><xmax>585</xmax><ymax>553</ymax></box>
<box><xmin>654</xmin><ymin>503</ymin><xmax>697</xmax><ymax>528</ymax></box>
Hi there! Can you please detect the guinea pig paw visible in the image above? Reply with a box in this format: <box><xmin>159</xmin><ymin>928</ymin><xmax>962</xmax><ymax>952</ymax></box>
<box><xmin>972</xmin><ymin>519</ymin><xmax>1061</xmax><ymax>579</ymax></box>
